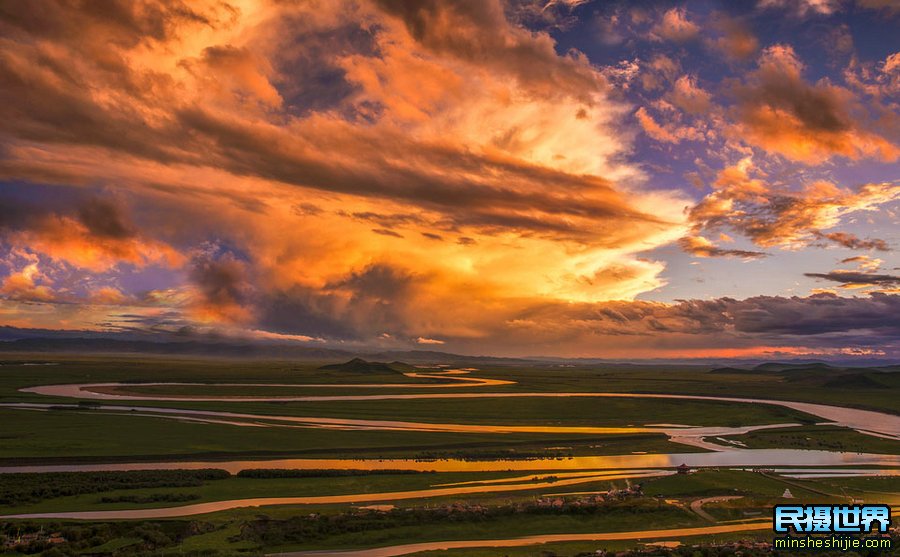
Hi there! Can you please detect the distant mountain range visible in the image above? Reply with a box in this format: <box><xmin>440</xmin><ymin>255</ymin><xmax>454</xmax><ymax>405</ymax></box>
<box><xmin>0</xmin><ymin>326</ymin><xmax>896</xmax><ymax>367</ymax></box>
<box><xmin>710</xmin><ymin>361</ymin><xmax>900</xmax><ymax>389</ymax></box>
<box><xmin>317</xmin><ymin>358</ymin><xmax>415</xmax><ymax>373</ymax></box>
<box><xmin>0</xmin><ymin>327</ymin><xmax>534</xmax><ymax>365</ymax></box>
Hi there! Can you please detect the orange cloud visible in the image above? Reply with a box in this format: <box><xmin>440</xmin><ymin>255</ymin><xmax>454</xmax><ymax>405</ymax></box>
<box><xmin>678</xmin><ymin>235</ymin><xmax>766</xmax><ymax>259</ymax></box>
<box><xmin>731</xmin><ymin>45</ymin><xmax>899</xmax><ymax>163</ymax></box>
<box><xmin>668</xmin><ymin>76</ymin><xmax>712</xmax><ymax>115</ymax></box>
<box><xmin>4</xmin><ymin>206</ymin><xmax>183</xmax><ymax>273</ymax></box>
<box><xmin>88</xmin><ymin>286</ymin><xmax>130</xmax><ymax>305</ymax></box>
<box><xmin>707</xmin><ymin>14</ymin><xmax>759</xmax><ymax>61</ymax></box>
<box><xmin>689</xmin><ymin>158</ymin><xmax>899</xmax><ymax>250</ymax></box>
<box><xmin>635</xmin><ymin>106</ymin><xmax>702</xmax><ymax>144</ymax></box>
<box><xmin>0</xmin><ymin>263</ymin><xmax>56</xmax><ymax>303</ymax></box>
<box><xmin>0</xmin><ymin>0</ymin><xmax>692</xmax><ymax>334</ymax></box>
<box><xmin>4</xmin><ymin>0</ymin><xmax>896</xmax><ymax>358</ymax></box>
<box><xmin>650</xmin><ymin>8</ymin><xmax>699</xmax><ymax>43</ymax></box>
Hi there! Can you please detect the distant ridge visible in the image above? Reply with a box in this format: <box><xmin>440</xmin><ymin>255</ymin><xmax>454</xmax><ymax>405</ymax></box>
<box><xmin>709</xmin><ymin>361</ymin><xmax>900</xmax><ymax>390</ymax></box>
<box><xmin>752</xmin><ymin>362</ymin><xmax>833</xmax><ymax>373</ymax></box>
<box><xmin>708</xmin><ymin>366</ymin><xmax>756</xmax><ymax>374</ymax></box>
<box><xmin>0</xmin><ymin>337</ymin><xmax>353</xmax><ymax>360</ymax></box>
<box><xmin>711</xmin><ymin>362</ymin><xmax>837</xmax><ymax>374</ymax></box>
<box><xmin>317</xmin><ymin>358</ymin><xmax>409</xmax><ymax>374</ymax></box>
<box><xmin>0</xmin><ymin>328</ymin><xmax>539</xmax><ymax>365</ymax></box>
<box><xmin>0</xmin><ymin>327</ymin><xmax>896</xmax><ymax>367</ymax></box>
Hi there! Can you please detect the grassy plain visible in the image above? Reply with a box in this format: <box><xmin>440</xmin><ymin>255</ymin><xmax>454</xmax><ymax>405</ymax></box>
<box><xmin>2</xmin><ymin>355</ymin><xmax>900</xmax><ymax>557</ymax></box>
<box><xmin>0</xmin><ymin>355</ymin><xmax>839</xmax><ymax>463</ymax></box>
<box><xmin>721</xmin><ymin>424</ymin><xmax>900</xmax><ymax>454</ymax></box>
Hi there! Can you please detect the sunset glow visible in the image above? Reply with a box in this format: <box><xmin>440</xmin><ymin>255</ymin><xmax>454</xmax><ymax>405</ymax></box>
<box><xmin>1</xmin><ymin>0</ymin><xmax>898</xmax><ymax>358</ymax></box>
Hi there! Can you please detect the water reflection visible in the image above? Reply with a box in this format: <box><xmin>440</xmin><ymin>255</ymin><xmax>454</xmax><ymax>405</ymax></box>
<box><xmin>17</xmin><ymin>386</ymin><xmax>900</xmax><ymax>439</ymax></box>
<box><xmin>3</xmin><ymin>449</ymin><xmax>900</xmax><ymax>476</ymax></box>
<box><xmin>0</xmin><ymin>402</ymin><xmax>800</xmax><ymax>439</ymax></box>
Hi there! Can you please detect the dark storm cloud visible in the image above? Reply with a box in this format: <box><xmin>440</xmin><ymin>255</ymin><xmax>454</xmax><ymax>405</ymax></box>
<box><xmin>257</xmin><ymin>264</ymin><xmax>419</xmax><ymax>341</ymax></box>
<box><xmin>0</xmin><ymin>188</ymin><xmax>135</xmax><ymax>239</ymax></box>
<box><xmin>508</xmin><ymin>293</ymin><xmax>900</xmax><ymax>340</ymax></box>
<box><xmin>188</xmin><ymin>250</ymin><xmax>252</xmax><ymax>318</ymax></box>
<box><xmin>256</xmin><ymin>286</ymin><xmax>360</xmax><ymax>340</ymax></box>
<box><xmin>77</xmin><ymin>198</ymin><xmax>135</xmax><ymax>239</ymax></box>
<box><xmin>0</xmin><ymin>0</ymin><xmax>222</xmax><ymax>47</ymax></box>
<box><xmin>804</xmin><ymin>270</ymin><xmax>900</xmax><ymax>287</ymax></box>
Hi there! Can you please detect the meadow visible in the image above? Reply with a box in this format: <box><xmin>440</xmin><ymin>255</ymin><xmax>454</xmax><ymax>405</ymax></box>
<box><xmin>2</xmin><ymin>354</ymin><xmax>900</xmax><ymax>556</ymax></box>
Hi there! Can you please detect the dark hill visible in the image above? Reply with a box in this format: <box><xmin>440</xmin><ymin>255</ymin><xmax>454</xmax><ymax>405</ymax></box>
<box><xmin>317</xmin><ymin>358</ymin><xmax>407</xmax><ymax>374</ymax></box>
<box><xmin>387</xmin><ymin>361</ymin><xmax>417</xmax><ymax>372</ymax></box>
<box><xmin>709</xmin><ymin>366</ymin><xmax>755</xmax><ymax>374</ymax></box>
<box><xmin>753</xmin><ymin>362</ymin><xmax>835</xmax><ymax>373</ymax></box>
<box><xmin>823</xmin><ymin>373</ymin><xmax>888</xmax><ymax>389</ymax></box>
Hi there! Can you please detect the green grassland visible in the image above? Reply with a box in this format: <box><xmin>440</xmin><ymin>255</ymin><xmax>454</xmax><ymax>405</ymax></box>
<box><xmin>404</xmin><ymin>530</ymin><xmax>773</xmax><ymax>557</ymax></box>
<box><xmin>1</xmin><ymin>470</ymin><xmax>558</xmax><ymax>514</ymax></box>
<box><xmin>3</xmin><ymin>355</ymin><xmax>900</xmax><ymax>414</ymax></box>
<box><xmin>66</xmin><ymin>391</ymin><xmax>818</xmax><ymax>428</ymax></box>
<box><xmin>0</xmin><ymin>407</ymin><xmax>704</xmax><ymax>462</ymax></box>
<box><xmin>3</xmin><ymin>355</ymin><xmax>900</xmax><ymax>557</ymax></box>
<box><xmin>720</xmin><ymin>424</ymin><xmax>900</xmax><ymax>454</ymax></box>
<box><xmin>0</xmin><ymin>469</ymin><xmax>855</xmax><ymax>557</ymax></box>
<box><xmin>2</xmin><ymin>354</ymin><xmax>858</xmax><ymax>464</ymax></box>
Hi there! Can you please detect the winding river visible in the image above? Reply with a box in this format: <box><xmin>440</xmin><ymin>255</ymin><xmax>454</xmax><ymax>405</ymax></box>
<box><xmin>16</xmin><ymin>383</ymin><xmax>900</xmax><ymax>439</ymax></box>
<box><xmin>5</xmin><ymin>373</ymin><xmax>900</xmax><ymax>522</ymax></box>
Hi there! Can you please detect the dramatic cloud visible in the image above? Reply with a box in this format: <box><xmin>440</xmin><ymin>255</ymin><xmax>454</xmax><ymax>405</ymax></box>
<box><xmin>0</xmin><ymin>0</ymin><xmax>897</xmax><ymax>358</ymax></box>
<box><xmin>840</xmin><ymin>255</ymin><xmax>883</xmax><ymax>272</ymax></box>
<box><xmin>678</xmin><ymin>236</ymin><xmax>767</xmax><ymax>259</ymax></box>
<box><xmin>0</xmin><ymin>193</ymin><xmax>183</xmax><ymax>272</ymax></box>
<box><xmin>689</xmin><ymin>158</ymin><xmax>900</xmax><ymax>250</ymax></box>
<box><xmin>0</xmin><ymin>262</ymin><xmax>56</xmax><ymax>303</ymax></box>
<box><xmin>188</xmin><ymin>246</ymin><xmax>254</xmax><ymax>324</ymax></box>
<box><xmin>757</xmin><ymin>0</ymin><xmax>841</xmax><ymax>17</ymax></box>
<box><xmin>707</xmin><ymin>13</ymin><xmax>759</xmax><ymax>61</ymax></box>
<box><xmin>730</xmin><ymin>45</ymin><xmax>898</xmax><ymax>163</ymax></box>
<box><xmin>813</xmin><ymin>232</ymin><xmax>891</xmax><ymax>251</ymax></box>
<box><xmin>435</xmin><ymin>292</ymin><xmax>900</xmax><ymax>357</ymax></box>
<box><xmin>650</xmin><ymin>8</ymin><xmax>700</xmax><ymax>43</ymax></box>
<box><xmin>668</xmin><ymin>76</ymin><xmax>713</xmax><ymax>115</ymax></box>
<box><xmin>805</xmin><ymin>270</ymin><xmax>900</xmax><ymax>289</ymax></box>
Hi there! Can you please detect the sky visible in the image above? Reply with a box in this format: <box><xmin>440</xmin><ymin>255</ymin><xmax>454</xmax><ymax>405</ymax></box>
<box><xmin>0</xmin><ymin>0</ymin><xmax>898</xmax><ymax>359</ymax></box>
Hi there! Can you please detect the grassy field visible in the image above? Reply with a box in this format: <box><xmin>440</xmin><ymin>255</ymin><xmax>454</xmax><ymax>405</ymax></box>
<box><xmin>1</xmin><ymin>355</ymin><xmax>848</xmax><ymax>464</ymax></box>
<box><xmin>0</xmin><ymin>407</ymin><xmax>704</xmax><ymax>462</ymax></box>
<box><xmin>720</xmin><ymin>424</ymin><xmax>900</xmax><ymax>454</ymax></box>
<box><xmin>0</xmin><ymin>469</ymin><xmax>838</xmax><ymax>556</ymax></box>
<box><xmin>3</xmin><ymin>467</ymin><xmax>895</xmax><ymax>556</ymax></box>
<box><xmin>0</xmin><ymin>470</ymin><xmax>561</xmax><ymax>514</ymax></box>
<box><xmin>62</xmin><ymin>391</ymin><xmax>819</xmax><ymax>427</ymax></box>
<box><xmin>3</xmin><ymin>355</ymin><xmax>900</xmax><ymax>557</ymax></box>
<box><xmin>3</xmin><ymin>355</ymin><xmax>900</xmax><ymax>415</ymax></box>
